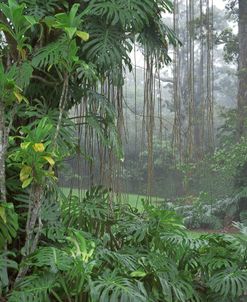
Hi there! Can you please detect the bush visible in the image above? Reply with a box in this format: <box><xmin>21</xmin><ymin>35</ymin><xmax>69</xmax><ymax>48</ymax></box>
<box><xmin>5</xmin><ymin>187</ymin><xmax>247</xmax><ymax>302</ymax></box>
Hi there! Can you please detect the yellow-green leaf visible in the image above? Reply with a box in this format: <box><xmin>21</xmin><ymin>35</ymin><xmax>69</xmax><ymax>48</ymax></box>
<box><xmin>47</xmin><ymin>64</ymin><xmax>53</xmax><ymax>72</ymax></box>
<box><xmin>43</xmin><ymin>156</ymin><xmax>55</xmax><ymax>166</ymax></box>
<box><xmin>130</xmin><ymin>271</ymin><xmax>147</xmax><ymax>278</ymax></box>
<box><xmin>20</xmin><ymin>165</ymin><xmax>32</xmax><ymax>182</ymax></box>
<box><xmin>45</xmin><ymin>170</ymin><xmax>57</xmax><ymax>180</ymax></box>
<box><xmin>33</xmin><ymin>143</ymin><xmax>45</xmax><ymax>152</ymax></box>
<box><xmin>20</xmin><ymin>142</ymin><xmax>31</xmax><ymax>150</ymax></box>
<box><xmin>65</xmin><ymin>27</ymin><xmax>77</xmax><ymax>39</ymax></box>
<box><xmin>0</xmin><ymin>206</ymin><xmax>7</xmax><ymax>224</ymax></box>
<box><xmin>76</xmin><ymin>31</ymin><xmax>89</xmax><ymax>41</ymax></box>
<box><xmin>13</xmin><ymin>90</ymin><xmax>28</xmax><ymax>103</ymax></box>
<box><xmin>13</xmin><ymin>91</ymin><xmax>23</xmax><ymax>103</ymax></box>
<box><xmin>22</xmin><ymin>177</ymin><xmax>33</xmax><ymax>189</ymax></box>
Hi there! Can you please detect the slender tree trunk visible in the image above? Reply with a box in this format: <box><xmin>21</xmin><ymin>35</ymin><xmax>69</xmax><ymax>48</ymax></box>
<box><xmin>237</xmin><ymin>0</ymin><xmax>247</xmax><ymax>138</ymax></box>
<box><xmin>15</xmin><ymin>184</ymin><xmax>43</xmax><ymax>283</ymax></box>
<box><xmin>25</xmin><ymin>184</ymin><xmax>43</xmax><ymax>255</ymax></box>
<box><xmin>0</xmin><ymin>101</ymin><xmax>6</xmax><ymax>202</ymax></box>
<box><xmin>15</xmin><ymin>76</ymin><xmax>69</xmax><ymax>284</ymax></box>
<box><xmin>172</xmin><ymin>0</ymin><xmax>182</xmax><ymax>161</ymax></box>
<box><xmin>199</xmin><ymin>0</ymin><xmax>205</xmax><ymax>158</ymax></box>
<box><xmin>143</xmin><ymin>52</ymin><xmax>155</xmax><ymax>198</ymax></box>
<box><xmin>187</xmin><ymin>0</ymin><xmax>195</xmax><ymax>160</ymax></box>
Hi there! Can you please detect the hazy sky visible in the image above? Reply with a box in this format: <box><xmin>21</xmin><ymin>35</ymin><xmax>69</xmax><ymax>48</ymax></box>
<box><xmin>215</xmin><ymin>0</ymin><xmax>225</xmax><ymax>9</ymax></box>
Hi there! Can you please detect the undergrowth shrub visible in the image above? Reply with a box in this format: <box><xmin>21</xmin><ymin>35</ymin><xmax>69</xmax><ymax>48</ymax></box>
<box><xmin>164</xmin><ymin>192</ymin><xmax>247</xmax><ymax>230</ymax></box>
<box><xmin>4</xmin><ymin>186</ymin><xmax>247</xmax><ymax>302</ymax></box>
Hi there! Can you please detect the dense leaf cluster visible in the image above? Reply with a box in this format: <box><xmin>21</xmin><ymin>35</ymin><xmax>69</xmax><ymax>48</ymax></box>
<box><xmin>5</xmin><ymin>187</ymin><xmax>247</xmax><ymax>302</ymax></box>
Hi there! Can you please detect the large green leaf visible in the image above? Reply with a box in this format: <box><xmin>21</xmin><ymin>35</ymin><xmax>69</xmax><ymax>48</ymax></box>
<box><xmin>0</xmin><ymin>203</ymin><xmax>18</xmax><ymax>247</ymax></box>
<box><xmin>208</xmin><ymin>269</ymin><xmax>247</xmax><ymax>298</ymax></box>
<box><xmin>90</xmin><ymin>271</ymin><xmax>147</xmax><ymax>302</ymax></box>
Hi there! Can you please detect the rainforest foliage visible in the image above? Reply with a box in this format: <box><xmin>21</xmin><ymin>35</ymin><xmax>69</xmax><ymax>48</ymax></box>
<box><xmin>0</xmin><ymin>0</ymin><xmax>247</xmax><ymax>301</ymax></box>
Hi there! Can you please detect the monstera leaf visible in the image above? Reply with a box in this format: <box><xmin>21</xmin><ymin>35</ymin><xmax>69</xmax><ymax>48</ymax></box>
<box><xmin>0</xmin><ymin>203</ymin><xmax>18</xmax><ymax>247</ymax></box>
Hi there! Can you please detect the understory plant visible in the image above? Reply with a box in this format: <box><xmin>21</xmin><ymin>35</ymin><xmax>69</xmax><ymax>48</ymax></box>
<box><xmin>163</xmin><ymin>193</ymin><xmax>238</xmax><ymax>230</ymax></box>
<box><xmin>5</xmin><ymin>186</ymin><xmax>247</xmax><ymax>302</ymax></box>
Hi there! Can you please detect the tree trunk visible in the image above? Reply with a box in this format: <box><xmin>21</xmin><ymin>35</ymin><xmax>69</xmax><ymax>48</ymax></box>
<box><xmin>15</xmin><ymin>76</ymin><xmax>69</xmax><ymax>284</ymax></box>
<box><xmin>237</xmin><ymin>0</ymin><xmax>247</xmax><ymax>137</ymax></box>
<box><xmin>0</xmin><ymin>101</ymin><xmax>6</xmax><ymax>202</ymax></box>
<box><xmin>14</xmin><ymin>184</ymin><xmax>43</xmax><ymax>284</ymax></box>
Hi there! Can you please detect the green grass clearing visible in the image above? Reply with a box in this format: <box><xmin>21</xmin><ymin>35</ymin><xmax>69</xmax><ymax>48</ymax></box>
<box><xmin>60</xmin><ymin>188</ymin><xmax>246</xmax><ymax>238</ymax></box>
